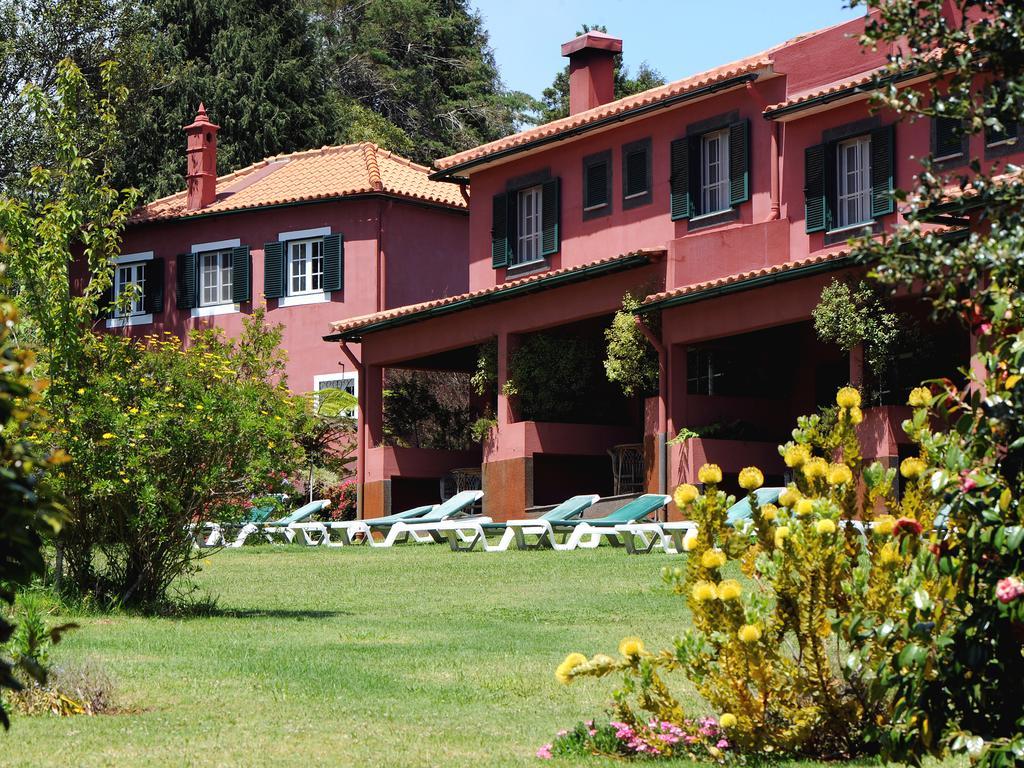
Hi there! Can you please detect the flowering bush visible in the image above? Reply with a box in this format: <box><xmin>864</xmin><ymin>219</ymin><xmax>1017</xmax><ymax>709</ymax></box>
<box><xmin>324</xmin><ymin>478</ymin><xmax>358</xmax><ymax>521</ymax></box>
<box><xmin>537</xmin><ymin>717</ymin><xmax>730</xmax><ymax>761</ymax></box>
<box><xmin>556</xmin><ymin>386</ymin><xmax>952</xmax><ymax>760</ymax></box>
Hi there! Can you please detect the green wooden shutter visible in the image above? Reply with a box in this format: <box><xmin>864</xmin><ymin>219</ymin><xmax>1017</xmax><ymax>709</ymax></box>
<box><xmin>870</xmin><ymin>125</ymin><xmax>895</xmax><ymax>218</ymax></box>
<box><xmin>585</xmin><ymin>160</ymin><xmax>608</xmax><ymax>209</ymax></box>
<box><xmin>175</xmin><ymin>252</ymin><xmax>196</xmax><ymax>309</ymax></box>
<box><xmin>263</xmin><ymin>241</ymin><xmax>285</xmax><ymax>299</ymax></box>
<box><xmin>728</xmin><ymin>119</ymin><xmax>750</xmax><ymax>206</ymax></box>
<box><xmin>322</xmin><ymin>233</ymin><xmax>344</xmax><ymax>292</ymax></box>
<box><xmin>540</xmin><ymin>178</ymin><xmax>560</xmax><ymax>256</ymax></box>
<box><xmin>804</xmin><ymin>143</ymin><xmax>828</xmax><ymax>233</ymax></box>
<box><xmin>100</xmin><ymin>279</ymin><xmax>114</xmax><ymax>318</ymax></box>
<box><xmin>935</xmin><ymin>116</ymin><xmax>963</xmax><ymax>158</ymax></box>
<box><xmin>231</xmin><ymin>246</ymin><xmax>251</xmax><ymax>303</ymax></box>
<box><xmin>144</xmin><ymin>258</ymin><xmax>164</xmax><ymax>314</ymax></box>
<box><xmin>669</xmin><ymin>138</ymin><xmax>691</xmax><ymax>220</ymax></box>
<box><xmin>624</xmin><ymin>149</ymin><xmax>647</xmax><ymax>197</ymax></box>
<box><xmin>491</xmin><ymin>192</ymin><xmax>508</xmax><ymax>268</ymax></box>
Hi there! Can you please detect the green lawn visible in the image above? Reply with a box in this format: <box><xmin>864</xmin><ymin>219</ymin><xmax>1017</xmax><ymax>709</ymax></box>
<box><xmin>3</xmin><ymin>546</ymin><xmax>941</xmax><ymax>767</ymax></box>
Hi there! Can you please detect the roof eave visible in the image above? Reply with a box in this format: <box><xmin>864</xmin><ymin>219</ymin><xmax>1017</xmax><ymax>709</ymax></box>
<box><xmin>430</xmin><ymin>70</ymin><xmax>770</xmax><ymax>181</ymax></box>
<box><xmin>325</xmin><ymin>251</ymin><xmax>660</xmax><ymax>343</ymax></box>
<box><xmin>763</xmin><ymin>70</ymin><xmax>932</xmax><ymax>122</ymax></box>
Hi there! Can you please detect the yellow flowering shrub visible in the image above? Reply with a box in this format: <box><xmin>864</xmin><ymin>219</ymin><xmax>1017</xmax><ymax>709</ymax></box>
<box><xmin>557</xmin><ymin>388</ymin><xmax>949</xmax><ymax>759</ymax></box>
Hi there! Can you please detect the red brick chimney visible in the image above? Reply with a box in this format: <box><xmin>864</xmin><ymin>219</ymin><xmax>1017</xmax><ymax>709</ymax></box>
<box><xmin>184</xmin><ymin>103</ymin><xmax>219</xmax><ymax>211</ymax></box>
<box><xmin>561</xmin><ymin>31</ymin><xmax>622</xmax><ymax>115</ymax></box>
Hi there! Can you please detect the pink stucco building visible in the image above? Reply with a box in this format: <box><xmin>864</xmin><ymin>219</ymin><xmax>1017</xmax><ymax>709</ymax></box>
<box><xmin>330</xmin><ymin>11</ymin><xmax>1022</xmax><ymax>520</ymax></box>
<box><xmin>110</xmin><ymin>106</ymin><xmax>469</xmax><ymax>407</ymax></box>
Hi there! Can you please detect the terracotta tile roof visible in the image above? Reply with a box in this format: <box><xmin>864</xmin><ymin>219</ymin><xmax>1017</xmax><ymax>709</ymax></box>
<box><xmin>763</xmin><ymin>50</ymin><xmax>942</xmax><ymax>118</ymax></box>
<box><xmin>641</xmin><ymin>250</ymin><xmax>855</xmax><ymax>308</ymax></box>
<box><xmin>328</xmin><ymin>248</ymin><xmax>665</xmax><ymax>339</ymax></box>
<box><xmin>432</xmin><ymin>55</ymin><xmax>775</xmax><ymax>174</ymax></box>
<box><xmin>132</xmin><ymin>143</ymin><xmax>467</xmax><ymax>223</ymax></box>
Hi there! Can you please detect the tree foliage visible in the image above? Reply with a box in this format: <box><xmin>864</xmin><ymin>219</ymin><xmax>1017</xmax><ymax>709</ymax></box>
<box><xmin>0</xmin><ymin>294</ymin><xmax>67</xmax><ymax>729</ymax></box>
<box><xmin>843</xmin><ymin>1</ymin><xmax>1024</xmax><ymax>763</ymax></box>
<box><xmin>531</xmin><ymin>24</ymin><xmax>665</xmax><ymax>125</ymax></box>
<box><xmin>604</xmin><ymin>294</ymin><xmax>659</xmax><ymax>398</ymax></box>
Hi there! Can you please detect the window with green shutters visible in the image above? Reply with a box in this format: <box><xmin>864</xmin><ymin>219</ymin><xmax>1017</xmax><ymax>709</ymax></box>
<box><xmin>669</xmin><ymin>119</ymin><xmax>749</xmax><ymax>221</ymax></box>
<box><xmin>622</xmin><ymin>138</ymin><xmax>652</xmax><ymax>209</ymax></box>
<box><xmin>491</xmin><ymin>177</ymin><xmax>560</xmax><ymax>270</ymax></box>
<box><xmin>175</xmin><ymin>245</ymin><xmax>251</xmax><ymax>310</ymax></box>
<box><xmin>263</xmin><ymin>233</ymin><xmax>343</xmax><ymax>300</ymax></box>
<box><xmin>582</xmin><ymin>151</ymin><xmax>611</xmax><ymax>219</ymax></box>
<box><xmin>804</xmin><ymin>124</ymin><xmax>895</xmax><ymax>234</ymax></box>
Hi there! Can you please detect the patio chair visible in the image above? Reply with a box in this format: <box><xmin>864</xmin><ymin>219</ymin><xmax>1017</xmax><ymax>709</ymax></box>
<box><xmin>223</xmin><ymin>499</ymin><xmax>332</xmax><ymax>547</ymax></box>
<box><xmin>435</xmin><ymin>494</ymin><xmax>601</xmax><ymax>552</ymax></box>
<box><xmin>361</xmin><ymin>490</ymin><xmax>485</xmax><ymax>547</ymax></box>
<box><xmin>503</xmin><ymin>494</ymin><xmax>672</xmax><ymax>551</ymax></box>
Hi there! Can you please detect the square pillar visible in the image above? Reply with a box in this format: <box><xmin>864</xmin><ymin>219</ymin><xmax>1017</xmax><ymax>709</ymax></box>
<box><xmin>496</xmin><ymin>331</ymin><xmax>517</xmax><ymax>426</ymax></box>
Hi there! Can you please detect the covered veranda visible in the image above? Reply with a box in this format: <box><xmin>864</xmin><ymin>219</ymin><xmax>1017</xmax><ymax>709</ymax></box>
<box><xmin>328</xmin><ymin>250</ymin><xmax>666</xmax><ymax>521</ymax></box>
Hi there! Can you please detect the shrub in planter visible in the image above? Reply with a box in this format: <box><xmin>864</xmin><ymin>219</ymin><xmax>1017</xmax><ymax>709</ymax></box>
<box><xmin>556</xmin><ymin>387</ymin><xmax>950</xmax><ymax>760</ymax></box>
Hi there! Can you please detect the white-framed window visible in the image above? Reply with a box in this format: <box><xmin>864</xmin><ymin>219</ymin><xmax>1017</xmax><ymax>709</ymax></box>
<box><xmin>835</xmin><ymin>135</ymin><xmax>872</xmax><ymax>229</ymax></box>
<box><xmin>515</xmin><ymin>185</ymin><xmax>543</xmax><ymax>265</ymax></box>
<box><xmin>114</xmin><ymin>262</ymin><xmax>146</xmax><ymax>317</ymax></box>
<box><xmin>288</xmin><ymin>238</ymin><xmax>324</xmax><ymax>296</ymax></box>
<box><xmin>199</xmin><ymin>249</ymin><xmax>233</xmax><ymax>306</ymax></box>
<box><xmin>700</xmin><ymin>128</ymin><xmax>730</xmax><ymax>216</ymax></box>
<box><xmin>313</xmin><ymin>372</ymin><xmax>358</xmax><ymax>419</ymax></box>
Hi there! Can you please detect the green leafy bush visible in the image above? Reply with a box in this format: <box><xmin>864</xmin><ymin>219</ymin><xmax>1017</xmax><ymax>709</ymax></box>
<box><xmin>604</xmin><ymin>294</ymin><xmax>659</xmax><ymax>398</ymax></box>
<box><xmin>46</xmin><ymin>314</ymin><xmax>305</xmax><ymax>610</ymax></box>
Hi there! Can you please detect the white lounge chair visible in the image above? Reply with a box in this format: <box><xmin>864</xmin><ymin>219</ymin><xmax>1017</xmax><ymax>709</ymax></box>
<box><xmin>436</xmin><ymin>495</ymin><xmax>601</xmax><ymax>552</ymax></box>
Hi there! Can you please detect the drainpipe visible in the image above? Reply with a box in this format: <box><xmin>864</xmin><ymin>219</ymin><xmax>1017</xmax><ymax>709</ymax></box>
<box><xmin>376</xmin><ymin>199</ymin><xmax>386</xmax><ymax>312</ymax></box>
<box><xmin>746</xmin><ymin>81</ymin><xmax>780</xmax><ymax>221</ymax></box>
<box><xmin>340</xmin><ymin>340</ymin><xmax>365</xmax><ymax>519</ymax></box>
<box><xmin>634</xmin><ymin>315</ymin><xmax>668</xmax><ymax>520</ymax></box>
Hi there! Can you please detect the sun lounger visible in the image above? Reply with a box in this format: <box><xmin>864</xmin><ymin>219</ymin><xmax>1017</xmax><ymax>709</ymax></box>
<box><xmin>223</xmin><ymin>499</ymin><xmax>331</xmax><ymax>547</ymax></box>
<box><xmin>359</xmin><ymin>490</ymin><xmax>485</xmax><ymax>547</ymax></box>
<box><xmin>497</xmin><ymin>494</ymin><xmax>671</xmax><ymax>551</ymax></box>
<box><xmin>436</xmin><ymin>494</ymin><xmax>601</xmax><ymax>552</ymax></box>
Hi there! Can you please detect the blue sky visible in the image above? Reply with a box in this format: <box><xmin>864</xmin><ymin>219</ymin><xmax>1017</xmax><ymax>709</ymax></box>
<box><xmin>470</xmin><ymin>1</ymin><xmax>865</xmax><ymax>98</ymax></box>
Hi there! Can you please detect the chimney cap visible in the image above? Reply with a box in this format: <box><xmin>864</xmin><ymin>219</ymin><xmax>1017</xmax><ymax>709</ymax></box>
<box><xmin>183</xmin><ymin>102</ymin><xmax>220</xmax><ymax>131</ymax></box>
<box><xmin>561</xmin><ymin>31</ymin><xmax>622</xmax><ymax>58</ymax></box>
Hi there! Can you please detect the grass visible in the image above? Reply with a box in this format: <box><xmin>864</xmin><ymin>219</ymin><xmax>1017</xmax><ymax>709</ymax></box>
<box><xmin>3</xmin><ymin>546</ymin><xmax>940</xmax><ymax>767</ymax></box>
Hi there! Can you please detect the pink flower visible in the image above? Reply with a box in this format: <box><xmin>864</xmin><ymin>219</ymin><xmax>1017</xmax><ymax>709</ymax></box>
<box><xmin>959</xmin><ymin>472</ymin><xmax>978</xmax><ymax>492</ymax></box>
<box><xmin>996</xmin><ymin>576</ymin><xmax>1024</xmax><ymax>604</ymax></box>
<box><xmin>717</xmin><ymin>738</ymin><xmax>730</xmax><ymax>749</ymax></box>
<box><xmin>555</xmin><ymin>729</ymin><xmax>567</xmax><ymax>737</ymax></box>
<box><xmin>536</xmin><ymin>744</ymin><xmax>552</xmax><ymax>759</ymax></box>
<box><xmin>893</xmin><ymin>517</ymin><xmax>924</xmax><ymax>537</ymax></box>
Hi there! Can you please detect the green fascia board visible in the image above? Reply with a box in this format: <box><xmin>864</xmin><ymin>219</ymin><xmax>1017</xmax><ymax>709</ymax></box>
<box><xmin>325</xmin><ymin>252</ymin><xmax>653</xmax><ymax>342</ymax></box>
<box><xmin>431</xmin><ymin>73</ymin><xmax>761</xmax><ymax>181</ymax></box>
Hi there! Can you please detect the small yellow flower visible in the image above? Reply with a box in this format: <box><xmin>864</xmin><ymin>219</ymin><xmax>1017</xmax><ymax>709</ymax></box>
<box><xmin>848</xmin><ymin>405</ymin><xmax>864</xmax><ymax>425</ymax></box>
<box><xmin>101</xmin><ymin>432</ymin><xmax>117</xmax><ymax>440</ymax></box>
<box><xmin>618</xmin><ymin>636</ymin><xmax>645</xmax><ymax>657</ymax></box>
<box><xmin>778</xmin><ymin>487</ymin><xmax>801</xmax><ymax>508</ymax></box>
<box><xmin>783</xmin><ymin>444</ymin><xmax>810</xmax><ymax>468</ymax></box>
<box><xmin>761</xmin><ymin>504</ymin><xmax>778</xmax><ymax>522</ymax></box>
<box><xmin>701</xmin><ymin>549</ymin><xmax>727</xmax><ymax>569</ymax></box>
<box><xmin>827</xmin><ymin>463</ymin><xmax>853</xmax><ymax>486</ymax></box>
<box><xmin>874</xmin><ymin>515</ymin><xmax>896</xmax><ymax>536</ymax></box>
<box><xmin>803</xmin><ymin>457</ymin><xmax>828</xmax><ymax>480</ymax></box>
<box><xmin>879</xmin><ymin>541</ymin><xmax>901</xmax><ymax>566</ymax></box>
<box><xmin>720</xmin><ymin>713</ymin><xmax>738</xmax><ymax>729</ymax></box>
<box><xmin>691</xmin><ymin>581</ymin><xmax>717</xmax><ymax>602</ymax></box>
<box><xmin>908</xmin><ymin>386</ymin><xmax>932</xmax><ymax>407</ymax></box>
<box><xmin>682</xmin><ymin>532</ymin><xmax>699</xmax><ymax>551</ymax></box>
<box><xmin>674</xmin><ymin>483</ymin><xmax>699</xmax><ymax>507</ymax></box>
<box><xmin>555</xmin><ymin>652</ymin><xmax>588</xmax><ymax>684</ymax></box>
<box><xmin>795</xmin><ymin>499</ymin><xmax>814</xmax><ymax>517</ymax></box>
<box><xmin>196</xmin><ymin>404</ymin><xmax>204</xmax><ymax>411</ymax></box>
<box><xmin>76</xmin><ymin>387</ymin><xmax>86</xmax><ymax>395</ymax></box>
<box><xmin>815</xmin><ymin>518</ymin><xmax>837</xmax><ymax>535</ymax></box>
<box><xmin>900</xmin><ymin>457</ymin><xmax>927</xmax><ymax>479</ymax></box>
<box><xmin>836</xmin><ymin>386</ymin><xmax>861</xmax><ymax>409</ymax></box>
<box><xmin>1006</xmin><ymin>374</ymin><xmax>1021</xmax><ymax>391</ymax></box>
<box><xmin>738</xmin><ymin>624</ymin><xmax>762</xmax><ymax>643</ymax></box>
<box><xmin>698</xmin><ymin>463</ymin><xmax>723</xmax><ymax>485</ymax></box>
<box><xmin>738</xmin><ymin>466</ymin><xmax>764</xmax><ymax>491</ymax></box>
<box><xmin>717</xmin><ymin>579</ymin><xmax>742</xmax><ymax>601</ymax></box>
<box><xmin>774</xmin><ymin>526</ymin><xmax>791</xmax><ymax>547</ymax></box>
